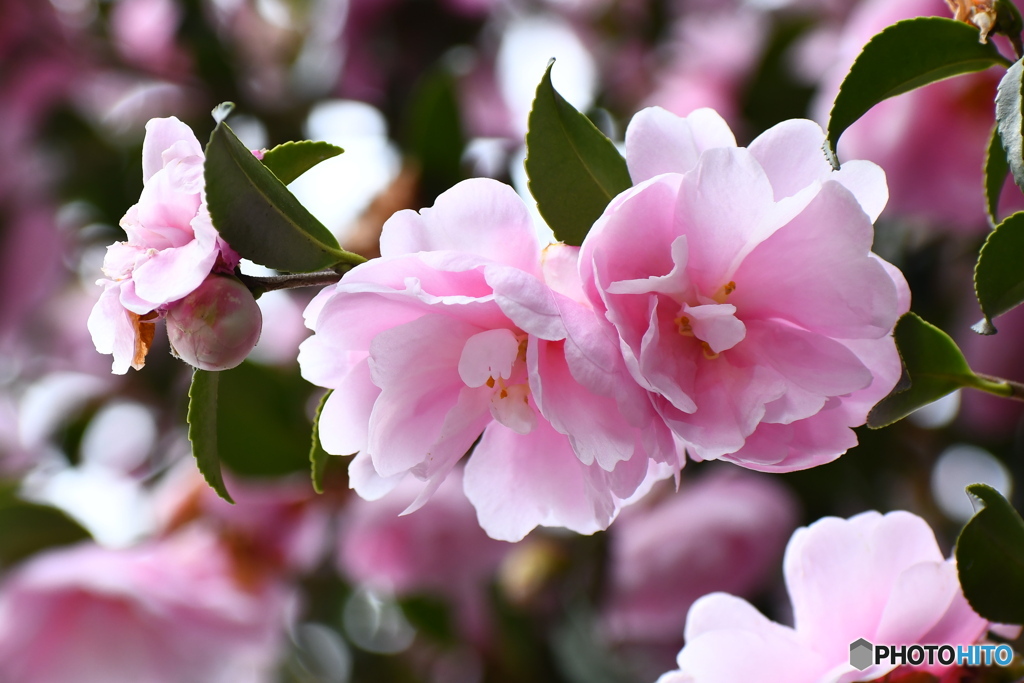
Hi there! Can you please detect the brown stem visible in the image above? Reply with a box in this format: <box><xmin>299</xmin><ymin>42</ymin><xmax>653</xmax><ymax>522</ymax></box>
<box><xmin>237</xmin><ymin>269</ymin><xmax>345</xmax><ymax>296</ymax></box>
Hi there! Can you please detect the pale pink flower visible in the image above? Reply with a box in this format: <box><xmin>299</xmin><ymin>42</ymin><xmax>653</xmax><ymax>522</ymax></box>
<box><xmin>0</xmin><ymin>530</ymin><xmax>291</xmax><ymax>683</ymax></box>
<box><xmin>656</xmin><ymin>510</ymin><xmax>989</xmax><ymax>683</ymax></box>
<box><xmin>579</xmin><ymin>107</ymin><xmax>909</xmax><ymax>471</ymax></box>
<box><xmin>88</xmin><ymin>116</ymin><xmax>240</xmax><ymax>374</ymax></box>
<box><xmin>601</xmin><ymin>471</ymin><xmax>798</xmax><ymax>645</ymax></box>
<box><xmin>299</xmin><ymin>177</ymin><xmax>676</xmax><ymax>541</ymax></box>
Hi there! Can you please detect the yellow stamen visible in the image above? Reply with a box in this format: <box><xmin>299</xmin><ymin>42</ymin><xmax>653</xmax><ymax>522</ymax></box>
<box><xmin>674</xmin><ymin>315</ymin><xmax>694</xmax><ymax>336</ymax></box>
<box><xmin>701</xmin><ymin>341</ymin><xmax>719</xmax><ymax>360</ymax></box>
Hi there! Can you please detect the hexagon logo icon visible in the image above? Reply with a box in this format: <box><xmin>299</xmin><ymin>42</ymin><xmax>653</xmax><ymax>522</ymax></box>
<box><xmin>849</xmin><ymin>638</ymin><xmax>873</xmax><ymax>671</ymax></box>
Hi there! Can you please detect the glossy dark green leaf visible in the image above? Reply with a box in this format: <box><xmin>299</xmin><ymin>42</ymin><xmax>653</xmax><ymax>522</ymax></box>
<box><xmin>0</xmin><ymin>487</ymin><xmax>91</xmax><ymax>566</ymax></box>
<box><xmin>997</xmin><ymin>58</ymin><xmax>1024</xmax><ymax>194</ymax></box>
<box><xmin>956</xmin><ymin>483</ymin><xmax>1024</xmax><ymax>625</ymax></box>
<box><xmin>260</xmin><ymin>141</ymin><xmax>343</xmax><ymax>186</ymax></box>
<box><xmin>188</xmin><ymin>368</ymin><xmax>233</xmax><ymax>503</ymax></box>
<box><xmin>525</xmin><ymin>62</ymin><xmax>632</xmax><ymax>246</ymax></box>
<box><xmin>216</xmin><ymin>361</ymin><xmax>315</xmax><ymax>479</ymax></box>
<box><xmin>985</xmin><ymin>124</ymin><xmax>1010</xmax><ymax>224</ymax></box>
<box><xmin>974</xmin><ymin>211</ymin><xmax>1024</xmax><ymax>333</ymax></box>
<box><xmin>205</xmin><ymin>119</ymin><xmax>360</xmax><ymax>273</ymax></box>
<box><xmin>310</xmin><ymin>389</ymin><xmax>332</xmax><ymax>494</ymax></box>
<box><xmin>868</xmin><ymin>313</ymin><xmax>991</xmax><ymax>428</ymax></box>
<box><xmin>825</xmin><ymin>17</ymin><xmax>1010</xmax><ymax>167</ymax></box>
<box><xmin>404</xmin><ymin>68</ymin><xmax>465</xmax><ymax>202</ymax></box>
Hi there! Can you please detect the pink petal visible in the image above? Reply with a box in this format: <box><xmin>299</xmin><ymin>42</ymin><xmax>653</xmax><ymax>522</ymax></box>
<box><xmin>379</xmin><ymin>178</ymin><xmax>540</xmax><ymax>274</ymax></box>
<box><xmin>463</xmin><ymin>418</ymin><xmax>614</xmax><ymax>541</ymax></box>
<box><xmin>731</xmin><ymin>180</ymin><xmax>899</xmax><ymax>339</ymax></box>
<box><xmin>675</xmin><ymin>147</ymin><xmax>775</xmax><ymax>294</ymax></box>
<box><xmin>748</xmin><ymin>118</ymin><xmax>833</xmax><ymax>201</ymax></box>
<box><xmin>457</xmin><ymin>328</ymin><xmax>522</xmax><ymax>387</ymax></box>
<box><xmin>316</xmin><ymin>356</ymin><xmax>379</xmax><ymax>457</ymax></box>
<box><xmin>141</xmin><ymin>116</ymin><xmax>202</xmax><ymax>182</ymax></box>
<box><xmin>131</xmin><ymin>237</ymin><xmax>219</xmax><ymax>305</ymax></box>
<box><xmin>625</xmin><ymin>107</ymin><xmax>736</xmax><ymax>183</ymax></box>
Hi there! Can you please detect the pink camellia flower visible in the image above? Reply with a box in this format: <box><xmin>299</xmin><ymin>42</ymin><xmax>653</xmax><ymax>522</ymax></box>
<box><xmin>299</xmin><ymin>177</ymin><xmax>677</xmax><ymax>541</ymax></box>
<box><xmin>601</xmin><ymin>470</ymin><xmax>798</xmax><ymax>645</ymax></box>
<box><xmin>88</xmin><ymin>116</ymin><xmax>240</xmax><ymax>374</ymax></box>
<box><xmin>0</xmin><ymin>530</ymin><xmax>291</xmax><ymax>683</ymax></box>
<box><xmin>165</xmin><ymin>274</ymin><xmax>262</xmax><ymax>371</ymax></box>
<box><xmin>579</xmin><ymin>107</ymin><xmax>909</xmax><ymax>472</ymax></box>
<box><xmin>655</xmin><ymin>510</ymin><xmax>989</xmax><ymax>683</ymax></box>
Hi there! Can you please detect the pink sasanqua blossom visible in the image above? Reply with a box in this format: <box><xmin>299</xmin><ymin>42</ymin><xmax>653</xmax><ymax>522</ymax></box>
<box><xmin>298</xmin><ymin>177</ymin><xmax>676</xmax><ymax>542</ymax></box>
<box><xmin>579</xmin><ymin>107</ymin><xmax>910</xmax><ymax>472</ymax></box>
<box><xmin>88</xmin><ymin>116</ymin><xmax>239</xmax><ymax>374</ymax></box>
<box><xmin>655</xmin><ymin>510</ymin><xmax>989</xmax><ymax>683</ymax></box>
<box><xmin>0</xmin><ymin>530</ymin><xmax>291</xmax><ymax>683</ymax></box>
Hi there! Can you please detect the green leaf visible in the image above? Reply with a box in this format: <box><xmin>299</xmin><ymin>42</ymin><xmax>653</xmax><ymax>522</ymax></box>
<box><xmin>525</xmin><ymin>61</ymin><xmax>632</xmax><ymax>246</ymax></box>
<box><xmin>204</xmin><ymin>118</ymin><xmax>360</xmax><ymax>273</ymax></box>
<box><xmin>216</xmin><ymin>361</ymin><xmax>316</xmax><ymax>479</ymax></box>
<box><xmin>310</xmin><ymin>389</ymin><xmax>333</xmax><ymax>494</ymax></box>
<box><xmin>259</xmin><ymin>141</ymin><xmax>343</xmax><ymax>186</ymax></box>
<box><xmin>986</xmin><ymin>123</ymin><xmax>1010</xmax><ymax>225</ymax></box>
<box><xmin>996</xmin><ymin>58</ymin><xmax>1024</xmax><ymax>194</ymax></box>
<box><xmin>867</xmin><ymin>313</ymin><xmax>986</xmax><ymax>428</ymax></box>
<box><xmin>0</xmin><ymin>487</ymin><xmax>91</xmax><ymax>566</ymax></box>
<box><xmin>956</xmin><ymin>483</ymin><xmax>1024</xmax><ymax>625</ymax></box>
<box><xmin>404</xmin><ymin>68</ymin><xmax>465</xmax><ymax>201</ymax></box>
<box><xmin>975</xmin><ymin>211</ymin><xmax>1024</xmax><ymax>333</ymax></box>
<box><xmin>187</xmin><ymin>368</ymin><xmax>233</xmax><ymax>503</ymax></box>
<box><xmin>825</xmin><ymin>17</ymin><xmax>1010</xmax><ymax>167</ymax></box>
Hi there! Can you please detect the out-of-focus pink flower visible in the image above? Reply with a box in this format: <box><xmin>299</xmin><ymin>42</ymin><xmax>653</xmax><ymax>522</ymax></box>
<box><xmin>88</xmin><ymin>117</ymin><xmax>240</xmax><ymax>374</ymax></box>
<box><xmin>338</xmin><ymin>468</ymin><xmax>508</xmax><ymax>639</ymax></box>
<box><xmin>299</xmin><ymin>177</ymin><xmax>676</xmax><ymax>541</ymax></box>
<box><xmin>601</xmin><ymin>471</ymin><xmax>798</xmax><ymax>644</ymax></box>
<box><xmin>812</xmin><ymin>0</ymin><xmax>1018</xmax><ymax>231</ymax></box>
<box><xmin>155</xmin><ymin>463</ymin><xmax>331</xmax><ymax>575</ymax></box>
<box><xmin>110</xmin><ymin>0</ymin><xmax>190</xmax><ymax>77</ymax></box>
<box><xmin>0</xmin><ymin>530</ymin><xmax>291</xmax><ymax>683</ymax></box>
<box><xmin>644</xmin><ymin>10</ymin><xmax>767</xmax><ymax>128</ymax></box>
<box><xmin>655</xmin><ymin>511</ymin><xmax>989</xmax><ymax>683</ymax></box>
<box><xmin>165</xmin><ymin>274</ymin><xmax>262</xmax><ymax>371</ymax></box>
<box><xmin>580</xmin><ymin>107</ymin><xmax>909</xmax><ymax>472</ymax></box>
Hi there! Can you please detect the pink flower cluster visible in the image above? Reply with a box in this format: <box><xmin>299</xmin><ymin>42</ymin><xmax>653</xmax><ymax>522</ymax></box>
<box><xmin>299</xmin><ymin>106</ymin><xmax>909</xmax><ymax>541</ymax></box>
<box><xmin>88</xmin><ymin>117</ymin><xmax>241</xmax><ymax>374</ymax></box>
<box><xmin>656</xmin><ymin>510</ymin><xmax>989</xmax><ymax>683</ymax></box>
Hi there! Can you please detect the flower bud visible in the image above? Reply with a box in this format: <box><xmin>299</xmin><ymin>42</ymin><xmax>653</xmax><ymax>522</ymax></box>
<box><xmin>166</xmin><ymin>274</ymin><xmax>262</xmax><ymax>371</ymax></box>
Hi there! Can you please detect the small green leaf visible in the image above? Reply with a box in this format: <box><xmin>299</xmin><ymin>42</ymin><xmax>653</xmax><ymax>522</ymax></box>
<box><xmin>259</xmin><ymin>141</ymin><xmax>343</xmax><ymax>186</ymax></box>
<box><xmin>985</xmin><ymin>123</ymin><xmax>1010</xmax><ymax>225</ymax></box>
<box><xmin>0</xmin><ymin>488</ymin><xmax>91</xmax><ymax>566</ymax></box>
<box><xmin>956</xmin><ymin>483</ymin><xmax>1024</xmax><ymax>625</ymax></box>
<box><xmin>404</xmin><ymin>67</ymin><xmax>465</xmax><ymax>201</ymax></box>
<box><xmin>825</xmin><ymin>17</ymin><xmax>1010</xmax><ymax>167</ymax></box>
<box><xmin>187</xmin><ymin>368</ymin><xmax>233</xmax><ymax>503</ymax></box>
<box><xmin>205</xmin><ymin>118</ymin><xmax>361</xmax><ymax>273</ymax></box>
<box><xmin>525</xmin><ymin>61</ymin><xmax>632</xmax><ymax>246</ymax></box>
<box><xmin>310</xmin><ymin>389</ymin><xmax>333</xmax><ymax>494</ymax></box>
<box><xmin>975</xmin><ymin>211</ymin><xmax>1024</xmax><ymax>333</ymax></box>
<box><xmin>996</xmin><ymin>58</ymin><xmax>1024</xmax><ymax>194</ymax></box>
<box><xmin>867</xmin><ymin>313</ymin><xmax>983</xmax><ymax>428</ymax></box>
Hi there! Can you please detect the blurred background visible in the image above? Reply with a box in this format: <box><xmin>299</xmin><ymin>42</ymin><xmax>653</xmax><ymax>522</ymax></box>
<box><xmin>1</xmin><ymin>0</ymin><xmax>1023</xmax><ymax>680</ymax></box>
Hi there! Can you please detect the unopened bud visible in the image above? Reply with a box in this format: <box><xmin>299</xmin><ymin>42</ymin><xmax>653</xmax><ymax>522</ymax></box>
<box><xmin>166</xmin><ymin>275</ymin><xmax>262</xmax><ymax>371</ymax></box>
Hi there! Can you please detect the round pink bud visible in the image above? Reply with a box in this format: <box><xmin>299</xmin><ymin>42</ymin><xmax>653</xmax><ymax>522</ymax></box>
<box><xmin>166</xmin><ymin>275</ymin><xmax>262</xmax><ymax>371</ymax></box>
